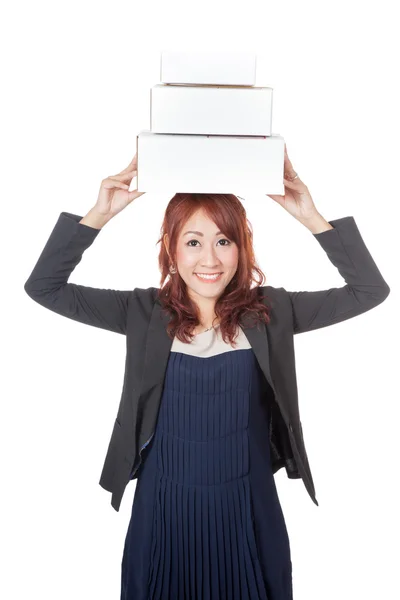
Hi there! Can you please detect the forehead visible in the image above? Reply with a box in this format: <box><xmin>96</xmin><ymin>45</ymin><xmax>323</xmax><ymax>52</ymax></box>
<box><xmin>181</xmin><ymin>208</ymin><xmax>216</xmax><ymax>229</ymax></box>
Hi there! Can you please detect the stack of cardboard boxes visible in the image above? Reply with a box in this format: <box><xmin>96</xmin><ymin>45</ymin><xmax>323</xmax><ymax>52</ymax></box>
<box><xmin>132</xmin><ymin>50</ymin><xmax>285</xmax><ymax>196</ymax></box>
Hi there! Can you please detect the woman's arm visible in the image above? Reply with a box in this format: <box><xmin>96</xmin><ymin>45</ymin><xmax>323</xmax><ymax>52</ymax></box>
<box><xmin>283</xmin><ymin>215</ymin><xmax>390</xmax><ymax>335</ymax></box>
<box><xmin>266</xmin><ymin>148</ymin><xmax>390</xmax><ymax>334</ymax></box>
<box><xmin>24</xmin><ymin>211</ymin><xmax>133</xmax><ymax>335</ymax></box>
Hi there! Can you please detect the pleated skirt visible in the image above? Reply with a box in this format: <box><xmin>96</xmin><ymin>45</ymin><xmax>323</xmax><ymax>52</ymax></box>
<box><xmin>121</xmin><ymin>349</ymin><xmax>293</xmax><ymax>600</ymax></box>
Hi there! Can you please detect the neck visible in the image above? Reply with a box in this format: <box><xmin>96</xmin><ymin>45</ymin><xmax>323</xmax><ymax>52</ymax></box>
<box><xmin>201</xmin><ymin>317</ymin><xmax>219</xmax><ymax>330</ymax></box>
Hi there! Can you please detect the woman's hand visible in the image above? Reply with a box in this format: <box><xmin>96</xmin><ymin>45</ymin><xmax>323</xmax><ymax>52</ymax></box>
<box><xmin>267</xmin><ymin>145</ymin><xmax>320</xmax><ymax>222</ymax></box>
<box><xmin>94</xmin><ymin>154</ymin><xmax>146</xmax><ymax>219</ymax></box>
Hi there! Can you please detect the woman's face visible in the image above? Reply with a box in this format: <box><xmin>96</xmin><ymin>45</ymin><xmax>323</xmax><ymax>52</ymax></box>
<box><xmin>171</xmin><ymin>208</ymin><xmax>239</xmax><ymax>304</ymax></box>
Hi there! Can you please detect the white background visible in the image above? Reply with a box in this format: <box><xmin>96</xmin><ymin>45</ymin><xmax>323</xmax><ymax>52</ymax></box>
<box><xmin>3</xmin><ymin>0</ymin><xmax>399</xmax><ymax>598</ymax></box>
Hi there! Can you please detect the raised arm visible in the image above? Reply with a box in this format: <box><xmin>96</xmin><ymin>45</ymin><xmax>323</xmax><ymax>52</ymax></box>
<box><xmin>265</xmin><ymin>147</ymin><xmax>390</xmax><ymax>334</ymax></box>
<box><xmin>24</xmin><ymin>153</ymin><xmax>146</xmax><ymax>335</ymax></box>
<box><xmin>283</xmin><ymin>216</ymin><xmax>390</xmax><ymax>335</ymax></box>
<box><xmin>23</xmin><ymin>211</ymin><xmax>133</xmax><ymax>335</ymax></box>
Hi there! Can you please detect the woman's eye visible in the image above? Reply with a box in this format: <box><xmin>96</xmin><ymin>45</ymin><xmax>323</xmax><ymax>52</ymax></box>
<box><xmin>187</xmin><ymin>239</ymin><xmax>231</xmax><ymax>247</ymax></box>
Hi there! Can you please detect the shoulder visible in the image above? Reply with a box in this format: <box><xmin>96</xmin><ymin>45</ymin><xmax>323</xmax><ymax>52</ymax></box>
<box><xmin>258</xmin><ymin>285</ymin><xmax>289</xmax><ymax>306</ymax></box>
<box><xmin>131</xmin><ymin>286</ymin><xmax>159</xmax><ymax>306</ymax></box>
<box><xmin>258</xmin><ymin>286</ymin><xmax>293</xmax><ymax>328</ymax></box>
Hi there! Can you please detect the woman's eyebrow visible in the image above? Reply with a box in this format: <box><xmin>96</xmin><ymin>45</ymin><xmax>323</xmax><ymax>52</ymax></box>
<box><xmin>183</xmin><ymin>230</ymin><xmax>223</xmax><ymax>236</ymax></box>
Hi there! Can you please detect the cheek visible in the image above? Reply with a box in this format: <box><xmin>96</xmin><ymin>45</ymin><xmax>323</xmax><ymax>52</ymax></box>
<box><xmin>226</xmin><ymin>248</ymin><xmax>239</xmax><ymax>268</ymax></box>
<box><xmin>176</xmin><ymin>248</ymin><xmax>197</xmax><ymax>268</ymax></box>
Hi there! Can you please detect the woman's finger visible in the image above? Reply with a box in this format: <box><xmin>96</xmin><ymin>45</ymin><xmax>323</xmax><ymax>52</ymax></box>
<box><xmin>284</xmin><ymin>145</ymin><xmax>295</xmax><ymax>164</ymax></box>
<box><xmin>283</xmin><ymin>176</ymin><xmax>304</xmax><ymax>187</ymax></box>
<box><xmin>283</xmin><ymin>146</ymin><xmax>298</xmax><ymax>181</ymax></box>
<box><xmin>127</xmin><ymin>189</ymin><xmax>146</xmax><ymax>203</ymax></box>
<box><xmin>283</xmin><ymin>149</ymin><xmax>298</xmax><ymax>175</ymax></box>
<box><xmin>102</xmin><ymin>178</ymin><xmax>130</xmax><ymax>190</ymax></box>
<box><xmin>283</xmin><ymin>178</ymin><xmax>297</xmax><ymax>189</ymax></box>
<box><xmin>108</xmin><ymin>169</ymin><xmax>137</xmax><ymax>182</ymax></box>
<box><xmin>119</xmin><ymin>154</ymin><xmax>137</xmax><ymax>175</ymax></box>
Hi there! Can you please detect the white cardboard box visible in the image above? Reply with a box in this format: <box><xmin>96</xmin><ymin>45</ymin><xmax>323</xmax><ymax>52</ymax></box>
<box><xmin>160</xmin><ymin>50</ymin><xmax>257</xmax><ymax>85</ymax></box>
<box><xmin>132</xmin><ymin>130</ymin><xmax>285</xmax><ymax>195</ymax></box>
<box><xmin>150</xmin><ymin>84</ymin><xmax>273</xmax><ymax>136</ymax></box>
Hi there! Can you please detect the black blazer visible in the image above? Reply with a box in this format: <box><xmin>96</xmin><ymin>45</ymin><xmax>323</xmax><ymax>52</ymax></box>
<box><xmin>24</xmin><ymin>212</ymin><xmax>390</xmax><ymax>511</ymax></box>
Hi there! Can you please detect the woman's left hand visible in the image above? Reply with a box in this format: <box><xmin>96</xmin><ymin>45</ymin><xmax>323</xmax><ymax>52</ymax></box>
<box><xmin>267</xmin><ymin>145</ymin><xmax>320</xmax><ymax>221</ymax></box>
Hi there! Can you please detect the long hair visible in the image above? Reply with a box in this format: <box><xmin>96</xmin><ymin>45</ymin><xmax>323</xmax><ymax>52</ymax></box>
<box><xmin>156</xmin><ymin>193</ymin><xmax>272</xmax><ymax>347</ymax></box>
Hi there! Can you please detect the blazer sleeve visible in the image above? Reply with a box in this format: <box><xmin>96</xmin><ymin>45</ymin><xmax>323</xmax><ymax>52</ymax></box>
<box><xmin>282</xmin><ymin>216</ymin><xmax>390</xmax><ymax>335</ymax></box>
<box><xmin>23</xmin><ymin>211</ymin><xmax>133</xmax><ymax>335</ymax></box>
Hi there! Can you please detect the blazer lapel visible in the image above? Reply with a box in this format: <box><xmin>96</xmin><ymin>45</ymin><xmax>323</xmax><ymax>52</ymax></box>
<box><xmin>140</xmin><ymin>298</ymin><xmax>276</xmax><ymax>398</ymax></box>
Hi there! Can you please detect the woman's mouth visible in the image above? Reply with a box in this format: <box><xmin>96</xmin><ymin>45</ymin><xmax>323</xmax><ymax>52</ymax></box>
<box><xmin>194</xmin><ymin>273</ymin><xmax>223</xmax><ymax>283</ymax></box>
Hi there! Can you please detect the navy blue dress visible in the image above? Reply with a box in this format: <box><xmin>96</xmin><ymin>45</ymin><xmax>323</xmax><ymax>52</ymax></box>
<box><xmin>121</xmin><ymin>324</ymin><xmax>293</xmax><ymax>599</ymax></box>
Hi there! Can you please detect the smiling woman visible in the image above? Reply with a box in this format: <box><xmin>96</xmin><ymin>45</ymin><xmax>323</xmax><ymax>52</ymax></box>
<box><xmin>23</xmin><ymin>150</ymin><xmax>390</xmax><ymax>600</ymax></box>
<box><xmin>157</xmin><ymin>192</ymin><xmax>272</xmax><ymax>343</ymax></box>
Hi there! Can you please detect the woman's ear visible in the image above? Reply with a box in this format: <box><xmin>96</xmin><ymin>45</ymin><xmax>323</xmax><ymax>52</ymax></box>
<box><xmin>163</xmin><ymin>233</ymin><xmax>170</xmax><ymax>259</ymax></box>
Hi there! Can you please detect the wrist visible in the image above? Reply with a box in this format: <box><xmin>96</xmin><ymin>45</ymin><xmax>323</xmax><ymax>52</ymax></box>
<box><xmin>79</xmin><ymin>208</ymin><xmax>112</xmax><ymax>230</ymax></box>
<box><xmin>298</xmin><ymin>212</ymin><xmax>334</xmax><ymax>234</ymax></box>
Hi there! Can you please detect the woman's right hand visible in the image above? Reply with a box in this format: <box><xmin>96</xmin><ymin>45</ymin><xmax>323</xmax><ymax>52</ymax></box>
<box><xmin>94</xmin><ymin>154</ymin><xmax>146</xmax><ymax>219</ymax></box>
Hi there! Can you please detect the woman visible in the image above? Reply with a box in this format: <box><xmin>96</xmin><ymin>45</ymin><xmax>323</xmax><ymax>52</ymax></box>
<box><xmin>24</xmin><ymin>146</ymin><xmax>390</xmax><ymax>600</ymax></box>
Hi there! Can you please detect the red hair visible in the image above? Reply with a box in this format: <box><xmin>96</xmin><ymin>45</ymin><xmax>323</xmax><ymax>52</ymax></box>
<box><xmin>156</xmin><ymin>193</ymin><xmax>272</xmax><ymax>347</ymax></box>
